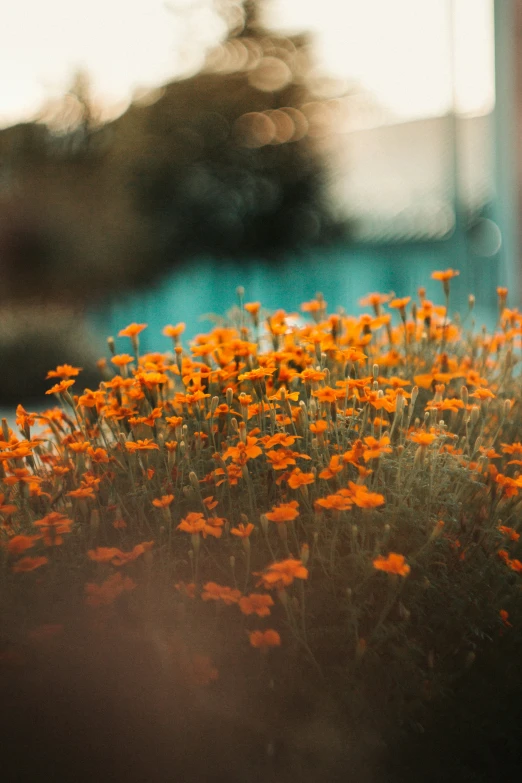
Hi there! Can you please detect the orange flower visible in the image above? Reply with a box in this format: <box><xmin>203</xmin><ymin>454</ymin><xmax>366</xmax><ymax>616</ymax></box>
<box><xmin>389</xmin><ymin>296</ymin><xmax>411</xmax><ymax>310</ymax></box>
<box><xmin>363</xmin><ymin>435</ymin><xmax>392</xmax><ymax>462</ymax></box>
<box><xmin>264</xmin><ymin>432</ymin><xmax>299</xmax><ymax>449</ymax></box>
<box><xmin>7</xmin><ymin>535</ymin><xmax>38</xmax><ymax>556</ymax></box>
<box><xmin>265</xmin><ymin>449</ymin><xmax>296</xmax><ymax>471</ymax></box>
<box><xmin>111</xmin><ymin>353</ymin><xmax>135</xmax><ymax>367</ymax></box>
<box><xmin>15</xmin><ymin>405</ymin><xmax>37</xmax><ymax>431</ymax></box>
<box><xmin>359</xmin><ymin>292</ymin><xmax>390</xmax><ymax>309</ymax></box>
<box><xmin>469</xmin><ymin>388</ymin><xmax>495</xmax><ymax>401</ymax></box>
<box><xmin>214</xmin><ymin>463</ymin><xmax>243</xmax><ymax>486</ymax></box>
<box><xmin>118</xmin><ymin>323</ymin><xmax>147</xmax><ymax>338</ymax></box>
<box><xmin>239</xmin><ymin>593</ymin><xmax>274</xmax><ymax>617</ymax></box>
<box><xmin>174</xmin><ymin>581</ymin><xmax>196</xmax><ymax>599</ymax></box>
<box><xmin>249</xmin><ymin>629</ymin><xmax>281</xmax><ymax>649</ymax></box>
<box><xmin>244</xmin><ymin>302</ymin><xmax>261</xmax><ymax>316</ymax></box>
<box><xmin>152</xmin><ymin>494</ymin><xmax>175</xmax><ymax>508</ymax></box>
<box><xmin>201</xmin><ymin>582</ymin><xmax>241</xmax><ymax>605</ymax></box>
<box><xmin>287</xmin><ymin>468</ymin><xmax>315</xmax><ymax>489</ymax></box>
<box><xmin>33</xmin><ymin>512</ymin><xmax>72</xmax><ymax>546</ymax></box>
<box><xmin>309</xmin><ymin>419</ymin><xmax>328</xmax><ymax>434</ymax></box>
<box><xmin>498</xmin><ymin>525</ymin><xmax>520</xmax><ymax>542</ymax></box>
<box><xmin>85</xmin><ymin>573</ymin><xmax>136</xmax><ymax>608</ymax></box>
<box><xmin>177</xmin><ymin>512</ymin><xmax>206</xmax><ymax>535</ymax></box>
<box><xmin>87</xmin><ymin>542</ymin><xmax>153</xmax><ymax>567</ymax></box>
<box><xmin>373</xmin><ymin>552</ymin><xmax>410</xmax><ymax>576</ymax></box>
<box><xmin>319</xmin><ymin>455</ymin><xmax>343</xmax><ymax>480</ymax></box>
<box><xmin>45</xmin><ymin>379</ymin><xmax>75</xmax><ymax>395</ymax></box>
<box><xmin>231</xmin><ymin>522</ymin><xmax>255</xmax><ymax>538</ymax></box>
<box><xmin>125</xmin><ymin>439</ymin><xmax>160</xmax><ymax>452</ymax></box>
<box><xmin>431</xmin><ymin>269</ymin><xmax>460</xmax><ymax>282</ymax></box>
<box><xmin>12</xmin><ymin>556</ymin><xmax>48</xmax><ymax>573</ymax></box>
<box><xmin>255</xmin><ymin>558</ymin><xmax>308</xmax><ymax>590</ymax></box>
<box><xmin>409</xmin><ymin>432</ymin><xmax>437</xmax><ymax>447</ymax></box>
<box><xmin>68</xmin><ymin>441</ymin><xmax>91</xmax><ymax>453</ymax></box>
<box><xmin>500</xmin><ymin>609</ymin><xmax>512</xmax><ymax>627</ymax></box>
<box><xmin>238</xmin><ymin>367</ymin><xmax>275</xmax><ymax>382</ymax></box>
<box><xmin>265</xmin><ymin>500</ymin><xmax>300</xmax><ymax>524</ymax></box>
<box><xmin>163</xmin><ymin>323</ymin><xmax>186</xmax><ymax>339</ymax></box>
<box><xmin>222</xmin><ymin>437</ymin><xmax>262</xmax><ymax>465</ymax></box>
<box><xmin>67</xmin><ymin>487</ymin><xmax>96</xmax><ymax>499</ymax></box>
<box><xmin>46</xmin><ymin>364</ymin><xmax>82</xmax><ymax>379</ymax></box>
<box><xmin>301</xmin><ymin>369</ymin><xmax>327</xmax><ymax>383</ymax></box>
<box><xmin>202</xmin><ymin>517</ymin><xmax>225</xmax><ymax>539</ymax></box>
<box><xmin>312</xmin><ymin>386</ymin><xmax>339</xmax><ymax>404</ymax></box>
<box><xmin>315</xmin><ymin>491</ymin><xmax>353</xmax><ymax>511</ymax></box>
<box><xmin>348</xmin><ymin>482</ymin><xmax>385</xmax><ymax>509</ymax></box>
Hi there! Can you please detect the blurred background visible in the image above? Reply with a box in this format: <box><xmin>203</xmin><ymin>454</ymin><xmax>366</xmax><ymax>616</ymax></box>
<box><xmin>0</xmin><ymin>0</ymin><xmax>520</xmax><ymax>405</ymax></box>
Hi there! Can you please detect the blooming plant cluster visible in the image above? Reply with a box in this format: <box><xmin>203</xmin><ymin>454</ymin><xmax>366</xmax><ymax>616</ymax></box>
<box><xmin>1</xmin><ymin>272</ymin><xmax>522</xmax><ymax>734</ymax></box>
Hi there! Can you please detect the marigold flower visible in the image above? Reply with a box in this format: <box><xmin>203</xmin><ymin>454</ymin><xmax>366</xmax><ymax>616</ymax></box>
<box><xmin>68</xmin><ymin>441</ymin><xmax>91</xmax><ymax>453</ymax></box>
<box><xmin>15</xmin><ymin>405</ymin><xmax>37</xmax><ymax>431</ymax></box>
<box><xmin>12</xmin><ymin>556</ymin><xmax>48</xmax><ymax>573</ymax></box>
<box><xmin>315</xmin><ymin>491</ymin><xmax>353</xmax><ymax>511</ymax></box>
<box><xmin>431</xmin><ymin>269</ymin><xmax>460</xmax><ymax>282</ymax></box>
<box><xmin>363</xmin><ymin>435</ymin><xmax>392</xmax><ymax>462</ymax></box>
<box><xmin>239</xmin><ymin>593</ymin><xmax>274</xmax><ymax>617</ymax></box>
<box><xmin>500</xmin><ymin>609</ymin><xmax>512</xmax><ymax>627</ymax></box>
<box><xmin>287</xmin><ymin>468</ymin><xmax>315</xmax><ymax>489</ymax></box>
<box><xmin>359</xmin><ymin>292</ymin><xmax>391</xmax><ymax>309</ymax></box>
<box><xmin>265</xmin><ymin>500</ymin><xmax>300</xmax><ymax>524</ymax></box>
<box><xmin>498</xmin><ymin>525</ymin><xmax>520</xmax><ymax>542</ymax></box>
<box><xmin>152</xmin><ymin>494</ymin><xmax>175</xmax><ymax>508</ymax></box>
<box><xmin>125</xmin><ymin>439</ymin><xmax>160</xmax><ymax>452</ymax></box>
<box><xmin>163</xmin><ymin>323</ymin><xmax>186</xmax><ymax>338</ymax></box>
<box><xmin>249</xmin><ymin>629</ymin><xmax>281</xmax><ymax>648</ymax></box>
<box><xmin>389</xmin><ymin>297</ymin><xmax>411</xmax><ymax>310</ymax></box>
<box><xmin>309</xmin><ymin>419</ymin><xmax>328</xmax><ymax>434</ymax></box>
<box><xmin>231</xmin><ymin>522</ymin><xmax>255</xmax><ymax>538</ymax></box>
<box><xmin>85</xmin><ymin>573</ymin><xmax>136</xmax><ymax>608</ymax></box>
<box><xmin>312</xmin><ymin>386</ymin><xmax>339</xmax><ymax>404</ymax></box>
<box><xmin>319</xmin><ymin>454</ymin><xmax>344</xmax><ymax>480</ymax></box>
<box><xmin>201</xmin><ymin>582</ymin><xmax>241</xmax><ymax>605</ymax></box>
<box><xmin>222</xmin><ymin>437</ymin><xmax>262</xmax><ymax>465</ymax></box>
<box><xmin>265</xmin><ymin>449</ymin><xmax>297</xmax><ymax>471</ymax></box>
<box><xmin>111</xmin><ymin>353</ymin><xmax>135</xmax><ymax>367</ymax></box>
<box><xmin>373</xmin><ymin>552</ymin><xmax>410</xmax><ymax>576</ymax></box>
<box><xmin>244</xmin><ymin>302</ymin><xmax>261</xmax><ymax>316</ymax></box>
<box><xmin>348</xmin><ymin>482</ymin><xmax>385</xmax><ymax>509</ymax></box>
<box><xmin>255</xmin><ymin>558</ymin><xmax>308</xmax><ymax>590</ymax></box>
<box><xmin>46</xmin><ymin>364</ymin><xmax>82</xmax><ymax>379</ymax></box>
<box><xmin>174</xmin><ymin>581</ymin><xmax>196</xmax><ymax>599</ymax></box>
<box><xmin>469</xmin><ymin>388</ymin><xmax>495</xmax><ymax>401</ymax></box>
<box><xmin>409</xmin><ymin>432</ymin><xmax>437</xmax><ymax>446</ymax></box>
<box><xmin>45</xmin><ymin>379</ymin><xmax>75</xmax><ymax>395</ymax></box>
<box><xmin>177</xmin><ymin>512</ymin><xmax>206</xmax><ymax>535</ymax></box>
<box><xmin>33</xmin><ymin>512</ymin><xmax>73</xmax><ymax>546</ymax></box>
<box><xmin>7</xmin><ymin>535</ymin><xmax>39</xmax><ymax>556</ymax></box>
<box><xmin>118</xmin><ymin>323</ymin><xmax>147</xmax><ymax>338</ymax></box>
<box><xmin>238</xmin><ymin>367</ymin><xmax>275</xmax><ymax>382</ymax></box>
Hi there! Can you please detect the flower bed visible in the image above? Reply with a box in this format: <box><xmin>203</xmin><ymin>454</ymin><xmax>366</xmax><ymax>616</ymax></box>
<box><xmin>1</xmin><ymin>271</ymin><xmax>522</xmax><ymax>779</ymax></box>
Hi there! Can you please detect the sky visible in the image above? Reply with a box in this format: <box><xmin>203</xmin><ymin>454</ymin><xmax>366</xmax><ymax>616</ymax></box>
<box><xmin>0</xmin><ymin>0</ymin><xmax>495</xmax><ymax>128</ymax></box>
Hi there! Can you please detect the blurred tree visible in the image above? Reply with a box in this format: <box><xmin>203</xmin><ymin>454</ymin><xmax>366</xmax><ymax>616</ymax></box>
<box><xmin>0</xmin><ymin>0</ymin><xmax>348</xmax><ymax>305</ymax></box>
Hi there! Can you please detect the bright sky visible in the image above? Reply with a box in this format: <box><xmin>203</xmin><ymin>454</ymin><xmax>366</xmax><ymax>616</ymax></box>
<box><xmin>0</xmin><ymin>0</ymin><xmax>494</xmax><ymax>128</ymax></box>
